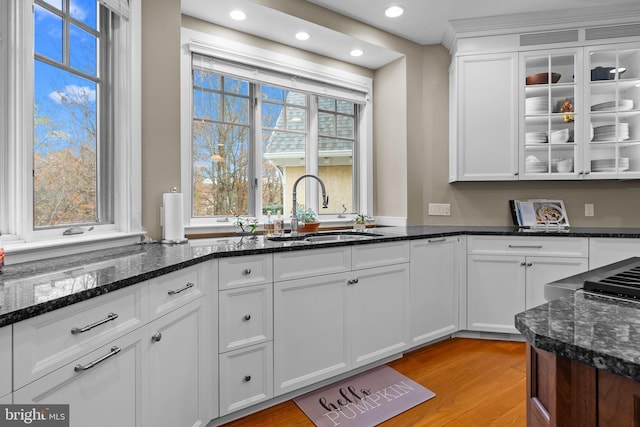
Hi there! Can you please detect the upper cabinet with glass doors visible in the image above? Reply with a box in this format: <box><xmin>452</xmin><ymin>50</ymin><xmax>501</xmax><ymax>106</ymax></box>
<box><xmin>585</xmin><ymin>44</ymin><xmax>640</xmax><ymax>178</ymax></box>
<box><xmin>520</xmin><ymin>49</ymin><xmax>582</xmax><ymax>179</ymax></box>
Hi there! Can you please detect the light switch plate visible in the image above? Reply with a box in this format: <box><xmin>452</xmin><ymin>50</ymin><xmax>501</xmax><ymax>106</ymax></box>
<box><xmin>429</xmin><ymin>203</ymin><xmax>451</xmax><ymax>216</ymax></box>
<box><xmin>585</xmin><ymin>204</ymin><xmax>594</xmax><ymax>217</ymax></box>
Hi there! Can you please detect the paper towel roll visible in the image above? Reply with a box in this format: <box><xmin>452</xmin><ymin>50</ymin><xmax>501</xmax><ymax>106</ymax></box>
<box><xmin>162</xmin><ymin>192</ymin><xmax>185</xmax><ymax>242</ymax></box>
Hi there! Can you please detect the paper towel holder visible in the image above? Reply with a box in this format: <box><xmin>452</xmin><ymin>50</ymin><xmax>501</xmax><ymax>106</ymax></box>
<box><xmin>161</xmin><ymin>187</ymin><xmax>188</xmax><ymax>245</ymax></box>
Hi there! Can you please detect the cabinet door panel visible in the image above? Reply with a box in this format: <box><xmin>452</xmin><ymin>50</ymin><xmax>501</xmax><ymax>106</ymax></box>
<box><xmin>14</xmin><ymin>330</ymin><xmax>144</xmax><ymax>427</ymax></box>
<box><xmin>467</xmin><ymin>255</ymin><xmax>525</xmax><ymax>334</ymax></box>
<box><xmin>145</xmin><ymin>298</ymin><xmax>209</xmax><ymax>427</ymax></box>
<box><xmin>457</xmin><ymin>53</ymin><xmax>518</xmax><ymax>180</ymax></box>
<box><xmin>349</xmin><ymin>264</ymin><xmax>409</xmax><ymax>367</ymax></box>
<box><xmin>219</xmin><ymin>284</ymin><xmax>272</xmax><ymax>352</ymax></box>
<box><xmin>410</xmin><ymin>238</ymin><xmax>459</xmax><ymax>346</ymax></box>
<box><xmin>273</xmin><ymin>273</ymin><xmax>350</xmax><ymax>396</ymax></box>
<box><xmin>525</xmin><ymin>257</ymin><xmax>588</xmax><ymax>310</ymax></box>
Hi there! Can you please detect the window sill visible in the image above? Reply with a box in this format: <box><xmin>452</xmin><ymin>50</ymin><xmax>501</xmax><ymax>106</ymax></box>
<box><xmin>3</xmin><ymin>232</ymin><xmax>144</xmax><ymax>265</ymax></box>
<box><xmin>185</xmin><ymin>217</ymin><xmax>361</xmax><ymax>237</ymax></box>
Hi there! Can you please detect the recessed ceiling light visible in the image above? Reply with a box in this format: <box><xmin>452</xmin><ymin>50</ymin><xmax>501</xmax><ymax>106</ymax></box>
<box><xmin>229</xmin><ymin>10</ymin><xmax>246</xmax><ymax>21</ymax></box>
<box><xmin>350</xmin><ymin>49</ymin><xmax>364</xmax><ymax>57</ymax></box>
<box><xmin>384</xmin><ymin>5</ymin><xmax>404</xmax><ymax>18</ymax></box>
<box><xmin>295</xmin><ymin>32</ymin><xmax>310</xmax><ymax>41</ymax></box>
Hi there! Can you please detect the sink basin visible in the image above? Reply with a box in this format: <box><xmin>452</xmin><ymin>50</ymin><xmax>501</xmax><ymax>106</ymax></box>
<box><xmin>268</xmin><ymin>231</ymin><xmax>383</xmax><ymax>243</ymax></box>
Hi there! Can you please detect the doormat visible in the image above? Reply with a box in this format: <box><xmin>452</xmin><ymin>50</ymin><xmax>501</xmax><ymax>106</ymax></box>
<box><xmin>293</xmin><ymin>365</ymin><xmax>435</xmax><ymax>427</ymax></box>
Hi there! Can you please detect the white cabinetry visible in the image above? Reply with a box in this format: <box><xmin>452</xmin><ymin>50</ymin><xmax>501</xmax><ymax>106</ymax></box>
<box><xmin>451</xmin><ymin>52</ymin><xmax>518</xmax><ymax>181</ymax></box>
<box><xmin>410</xmin><ymin>237</ymin><xmax>461</xmax><ymax>346</ymax></box>
<box><xmin>467</xmin><ymin>236</ymin><xmax>588</xmax><ymax>334</ymax></box>
<box><xmin>590</xmin><ymin>237</ymin><xmax>640</xmax><ymax>268</ymax></box>
<box><xmin>218</xmin><ymin>254</ymin><xmax>273</xmax><ymax>416</ymax></box>
<box><xmin>0</xmin><ymin>326</ymin><xmax>11</xmax><ymax>401</ymax></box>
<box><xmin>273</xmin><ymin>243</ymin><xmax>409</xmax><ymax>396</ymax></box>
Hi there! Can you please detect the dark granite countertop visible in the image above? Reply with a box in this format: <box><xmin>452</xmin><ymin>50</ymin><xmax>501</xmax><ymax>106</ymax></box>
<box><xmin>515</xmin><ymin>292</ymin><xmax>640</xmax><ymax>382</ymax></box>
<box><xmin>3</xmin><ymin>225</ymin><xmax>640</xmax><ymax>328</ymax></box>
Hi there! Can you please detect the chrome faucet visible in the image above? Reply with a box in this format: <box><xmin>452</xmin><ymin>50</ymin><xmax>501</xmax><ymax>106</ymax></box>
<box><xmin>291</xmin><ymin>174</ymin><xmax>329</xmax><ymax>236</ymax></box>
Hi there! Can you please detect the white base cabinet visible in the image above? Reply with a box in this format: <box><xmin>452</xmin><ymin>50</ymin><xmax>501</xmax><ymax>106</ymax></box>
<box><xmin>589</xmin><ymin>237</ymin><xmax>640</xmax><ymax>269</ymax></box>
<box><xmin>0</xmin><ymin>326</ymin><xmax>11</xmax><ymax>400</ymax></box>
<box><xmin>410</xmin><ymin>237</ymin><xmax>461</xmax><ymax>346</ymax></box>
<box><xmin>14</xmin><ymin>328</ymin><xmax>145</xmax><ymax>427</ymax></box>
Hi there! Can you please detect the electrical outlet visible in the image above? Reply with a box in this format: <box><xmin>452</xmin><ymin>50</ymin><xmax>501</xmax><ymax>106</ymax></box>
<box><xmin>585</xmin><ymin>203</ymin><xmax>594</xmax><ymax>217</ymax></box>
<box><xmin>429</xmin><ymin>203</ymin><xmax>451</xmax><ymax>216</ymax></box>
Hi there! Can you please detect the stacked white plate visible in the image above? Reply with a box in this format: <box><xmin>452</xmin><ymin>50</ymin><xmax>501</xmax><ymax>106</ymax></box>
<box><xmin>591</xmin><ymin>157</ymin><xmax>630</xmax><ymax>172</ymax></box>
<box><xmin>593</xmin><ymin>123</ymin><xmax>630</xmax><ymax>142</ymax></box>
<box><xmin>525</xmin><ymin>97</ymin><xmax>549</xmax><ymax>115</ymax></box>
<box><xmin>525</xmin><ymin>132</ymin><xmax>547</xmax><ymax>143</ymax></box>
<box><xmin>525</xmin><ymin>155</ymin><xmax>548</xmax><ymax>173</ymax></box>
<box><xmin>550</xmin><ymin>128</ymin><xmax>570</xmax><ymax>143</ymax></box>
<box><xmin>591</xmin><ymin>99</ymin><xmax>634</xmax><ymax>112</ymax></box>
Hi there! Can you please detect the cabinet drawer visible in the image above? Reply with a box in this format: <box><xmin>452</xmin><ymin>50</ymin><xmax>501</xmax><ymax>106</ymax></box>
<box><xmin>219</xmin><ymin>284</ymin><xmax>272</xmax><ymax>352</ymax></box>
<box><xmin>149</xmin><ymin>264</ymin><xmax>207</xmax><ymax>320</ymax></box>
<box><xmin>274</xmin><ymin>247</ymin><xmax>351</xmax><ymax>282</ymax></box>
<box><xmin>351</xmin><ymin>241</ymin><xmax>410</xmax><ymax>269</ymax></box>
<box><xmin>219</xmin><ymin>255</ymin><xmax>272</xmax><ymax>290</ymax></box>
<box><xmin>0</xmin><ymin>327</ymin><xmax>11</xmax><ymax>397</ymax></box>
<box><xmin>467</xmin><ymin>235</ymin><xmax>588</xmax><ymax>257</ymax></box>
<box><xmin>13</xmin><ymin>283</ymin><xmax>147</xmax><ymax>389</ymax></box>
<box><xmin>219</xmin><ymin>342</ymin><xmax>273</xmax><ymax>416</ymax></box>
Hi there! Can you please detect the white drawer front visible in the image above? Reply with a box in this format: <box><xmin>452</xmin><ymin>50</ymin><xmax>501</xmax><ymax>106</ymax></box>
<box><xmin>274</xmin><ymin>247</ymin><xmax>351</xmax><ymax>282</ymax></box>
<box><xmin>149</xmin><ymin>264</ymin><xmax>207</xmax><ymax>320</ymax></box>
<box><xmin>467</xmin><ymin>235</ymin><xmax>588</xmax><ymax>257</ymax></box>
<box><xmin>219</xmin><ymin>342</ymin><xmax>273</xmax><ymax>416</ymax></box>
<box><xmin>0</xmin><ymin>327</ymin><xmax>11</xmax><ymax>397</ymax></box>
<box><xmin>13</xmin><ymin>283</ymin><xmax>147</xmax><ymax>389</ymax></box>
<box><xmin>219</xmin><ymin>255</ymin><xmax>272</xmax><ymax>290</ymax></box>
<box><xmin>219</xmin><ymin>284</ymin><xmax>272</xmax><ymax>352</ymax></box>
<box><xmin>351</xmin><ymin>241</ymin><xmax>410</xmax><ymax>270</ymax></box>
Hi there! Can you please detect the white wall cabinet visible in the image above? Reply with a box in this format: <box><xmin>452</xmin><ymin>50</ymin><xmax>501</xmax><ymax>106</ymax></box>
<box><xmin>410</xmin><ymin>237</ymin><xmax>461</xmax><ymax>346</ymax></box>
<box><xmin>467</xmin><ymin>236</ymin><xmax>588</xmax><ymax>333</ymax></box>
<box><xmin>451</xmin><ymin>52</ymin><xmax>519</xmax><ymax>181</ymax></box>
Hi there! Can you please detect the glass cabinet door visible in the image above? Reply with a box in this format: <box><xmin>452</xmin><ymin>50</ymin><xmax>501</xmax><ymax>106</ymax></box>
<box><xmin>586</xmin><ymin>44</ymin><xmax>640</xmax><ymax>177</ymax></box>
<box><xmin>521</xmin><ymin>49</ymin><xmax>581</xmax><ymax>179</ymax></box>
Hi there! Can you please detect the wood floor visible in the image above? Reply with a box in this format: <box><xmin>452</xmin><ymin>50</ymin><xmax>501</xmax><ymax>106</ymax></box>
<box><xmin>221</xmin><ymin>338</ymin><xmax>527</xmax><ymax>426</ymax></box>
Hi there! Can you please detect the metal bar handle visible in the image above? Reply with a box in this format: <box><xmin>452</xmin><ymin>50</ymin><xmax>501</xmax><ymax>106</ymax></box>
<box><xmin>508</xmin><ymin>245</ymin><xmax>543</xmax><ymax>249</ymax></box>
<box><xmin>71</xmin><ymin>313</ymin><xmax>119</xmax><ymax>334</ymax></box>
<box><xmin>168</xmin><ymin>282</ymin><xmax>195</xmax><ymax>295</ymax></box>
<box><xmin>428</xmin><ymin>238</ymin><xmax>446</xmax><ymax>243</ymax></box>
<box><xmin>74</xmin><ymin>346</ymin><xmax>121</xmax><ymax>372</ymax></box>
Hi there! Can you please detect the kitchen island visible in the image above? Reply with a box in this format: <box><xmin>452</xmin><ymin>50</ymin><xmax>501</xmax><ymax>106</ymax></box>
<box><xmin>515</xmin><ymin>292</ymin><xmax>640</xmax><ymax>426</ymax></box>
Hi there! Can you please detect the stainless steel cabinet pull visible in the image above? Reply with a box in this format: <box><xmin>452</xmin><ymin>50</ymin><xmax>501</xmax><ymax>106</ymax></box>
<box><xmin>152</xmin><ymin>332</ymin><xmax>162</xmax><ymax>342</ymax></box>
<box><xmin>74</xmin><ymin>346</ymin><xmax>121</xmax><ymax>372</ymax></box>
<box><xmin>428</xmin><ymin>238</ymin><xmax>446</xmax><ymax>243</ymax></box>
<box><xmin>508</xmin><ymin>245</ymin><xmax>542</xmax><ymax>249</ymax></box>
<box><xmin>168</xmin><ymin>282</ymin><xmax>195</xmax><ymax>295</ymax></box>
<box><xmin>347</xmin><ymin>278</ymin><xmax>359</xmax><ymax>285</ymax></box>
<box><xmin>243</xmin><ymin>314</ymin><xmax>251</xmax><ymax>321</ymax></box>
<box><xmin>520</xmin><ymin>261</ymin><xmax>526</xmax><ymax>266</ymax></box>
<box><xmin>527</xmin><ymin>262</ymin><xmax>533</xmax><ymax>267</ymax></box>
<box><xmin>71</xmin><ymin>313</ymin><xmax>118</xmax><ymax>334</ymax></box>
<box><xmin>244</xmin><ymin>375</ymin><xmax>252</xmax><ymax>382</ymax></box>
<box><xmin>243</xmin><ymin>268</ymin><xmax>252</xmax><ymax>275</ymax></box>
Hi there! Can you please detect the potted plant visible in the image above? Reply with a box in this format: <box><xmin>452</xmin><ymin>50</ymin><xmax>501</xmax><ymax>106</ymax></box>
<box><xmin>353</xmin><ymin>213</ymin><xmax>369</xmax><ymax>230</ymax></box>
<box><xmin>296</xmin><ymin>205</ymin><xmax>320</xmax><ymax>233</ymax></box>
<box><xmin>233</xmin><ymin>215</ymin><xmax>258</xmax><ymax>236</ymax></box>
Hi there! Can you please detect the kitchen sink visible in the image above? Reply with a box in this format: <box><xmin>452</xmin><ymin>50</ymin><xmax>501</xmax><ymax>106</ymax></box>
<box><xmin>267</xmin><ymin>231</ymin><xmax>383</xmax><ymax>243</ymax></box>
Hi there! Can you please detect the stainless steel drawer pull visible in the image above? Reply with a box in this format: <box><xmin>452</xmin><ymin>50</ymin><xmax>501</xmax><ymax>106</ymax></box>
<box><xmin>168</xmin><ymin>282</ymin><xmax>195</xmax><ymax>295</ymax></box>
<box><xmin>428</xmin><ymin>238</ymin><xmax>446</xmax><ymax>243</ymax></box>
<box><xmin>152</xmin><ymin>332</ymin><xmax>162</xmax><ymax>342</ymax></box>
<box><xmin>243</xmin><ymin>314</ymin><xmax>251</xmax><ymax>321</ymax></box>
<box><xmin>244</xmin><ymin>375</ymin><xmax>252</xmax><ymax>382</ymax></box>
<box><xmin>347</xmin><ymin>278</ymin><xmax>359</xmax><ymax>285</ymax></box>
<box><xmin>71</xmin><ymin>312</ymin><xmax>119</xmax><ymax>334</ymax></box>
<box><xmin>243</xmin><ymin>268</ymin><xmax>252</xmax><ymax>275</ymax></box>
<box><xmin>508</xmin><ymin>245</ymin><xmax>542</xmax><ymax>249</ymax></box>
<box><xmin>74</xmin><ymin>346</ymin><xmax>121</xmax><ymax>372</ymax></box>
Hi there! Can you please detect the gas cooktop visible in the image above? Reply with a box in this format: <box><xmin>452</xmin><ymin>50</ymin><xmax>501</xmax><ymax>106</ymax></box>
<box><xmin>583</xmin><ymin>257</ymin><xmax>640</xmax><ymax>301</ymax></box>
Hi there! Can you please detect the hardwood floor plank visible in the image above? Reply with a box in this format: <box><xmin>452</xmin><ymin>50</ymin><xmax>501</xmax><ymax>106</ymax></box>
<box><xmin>220</xmin><ymin>338</ymin><xmax>526</xmax><ymax>427</ymax></box>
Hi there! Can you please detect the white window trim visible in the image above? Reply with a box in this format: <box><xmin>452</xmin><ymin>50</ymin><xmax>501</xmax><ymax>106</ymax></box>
<box><xmin>0</xmin><ymin>0</ymin><xmax>142</xmax><ymax>262</ymax></box>
<box><xmin>180</xmin><ymin>27</ymin><xmax>373</xmax><ymax>233</ymax></box>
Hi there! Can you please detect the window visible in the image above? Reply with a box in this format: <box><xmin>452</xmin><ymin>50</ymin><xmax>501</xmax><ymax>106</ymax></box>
<box><xmin>189</xmin><ymin>51</ymin><xmax>367</xmax><ymax>224</ymax></box>
<box><xmin>1</xmin><ymin>0</ymin><xmax>139</xmax><ymax>251</ymax></box>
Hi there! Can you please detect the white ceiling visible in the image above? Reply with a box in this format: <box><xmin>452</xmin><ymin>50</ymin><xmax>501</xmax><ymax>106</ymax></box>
<box><xmin>182</xmin><ymin>0</ymin><xmax>640</xmax><ymax>69</ymax></box>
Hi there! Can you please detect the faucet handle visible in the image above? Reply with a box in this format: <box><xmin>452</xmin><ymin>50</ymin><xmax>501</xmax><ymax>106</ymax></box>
<box><xmin>322</xmin><ymin>195</ymin><xmax>329</xmax><ymax>208</ymax></box>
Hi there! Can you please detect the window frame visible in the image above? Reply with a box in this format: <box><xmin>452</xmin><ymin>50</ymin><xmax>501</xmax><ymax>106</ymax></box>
<box><xmin>0</xmin><ymin>0</ymin><xmax>142</xmax><ymax>261</ymax></box>
<box><xmin>181</xmin><ymin>28</ymin><xmax>373</xmax><ymax>232</ymax></box>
